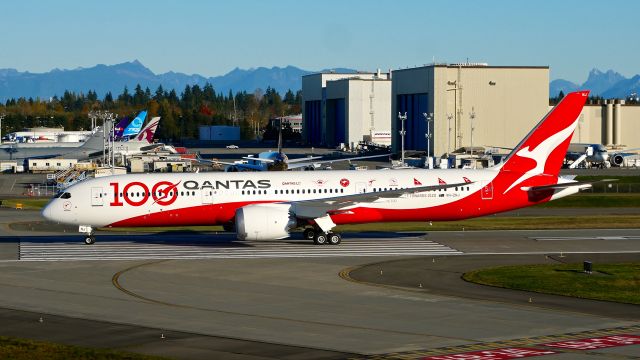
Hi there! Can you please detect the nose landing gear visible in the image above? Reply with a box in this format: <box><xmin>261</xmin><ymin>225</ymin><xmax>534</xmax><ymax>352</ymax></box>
<box><xmin>79</xmin><ymin>225</ymin><xmax>95</xmax><ymax>245</ymax></box>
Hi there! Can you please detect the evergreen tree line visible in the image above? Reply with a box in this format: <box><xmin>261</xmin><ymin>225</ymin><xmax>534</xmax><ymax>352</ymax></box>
<box><xmin>0</xmin><ymin>83</ymin><xmax>302</xmax><ymax>142</ymax></box>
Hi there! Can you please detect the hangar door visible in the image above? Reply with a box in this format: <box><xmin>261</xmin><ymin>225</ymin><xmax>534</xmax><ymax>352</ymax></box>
<box><xmin>396</xmin><ymin>93</ymin><xmax>429</xmax><ymax>151</ymax></box>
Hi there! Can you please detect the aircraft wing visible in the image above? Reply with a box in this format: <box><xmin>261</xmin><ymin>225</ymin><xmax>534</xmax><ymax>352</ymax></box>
<box><xmin>614</xmin><ymin>147</ymin><xmax>640</xmax><ymax>153</ymax></box>
<box><xmin>242</xmin><ymin>156</ymin><xmax>276</xmax><ymax>163</ymax></box>
<box><xmin>193</xmin><ymin>155</ymin><xmax>266</xmax><ymax>171</ymax></box>
<box><xmin>288</xmin><ymin>182</ymin><xmax>470</xmax><ymax>219</ymax></box>
<box><xmin>286</xmin><ymin>153</ymin><xmax>391</xmax><ymax>170</ymax></box>
<box><xmin>285</xmin><ymin>156</ymin><xmax>325</xmax><ymax>163</ymax></box>
<box><xmin>240</xmin><ymin>155</ymin><xmax>324</xmax><ymax>164</ymax></box>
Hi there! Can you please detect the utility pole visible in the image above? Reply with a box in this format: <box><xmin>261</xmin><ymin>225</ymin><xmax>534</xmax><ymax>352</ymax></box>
<box><xmin>0</xmin><ymin>113</ymin><xmax>5</xmax><ymax>143</ymax></box>
<box><xmin>446</xmin><ymin>113</ymin><xmax>453</xmax><ymax>154</ymax></box>
<box><xmin>469</xmin><ymin>107</ymin><xmax>476</xmax><ymax>168</ymax></box>
<box><xmin>446</xmin><ymin>82</ymin><xmax>462</xmax><ymax>149</ymax></box>
<box><xmin>108</xmin><ymin>113</ymin><xmax>117</xmax><ymax>172</ymax></box>
<box><xmin>398</xmin><ymin>112</ymin><xmax>407</xmax><ymax>165</ymax></box>
<box><xmin>423</xmin><ymin>112</ymin><xmax>433</xmax><ymax>168</ymax></box>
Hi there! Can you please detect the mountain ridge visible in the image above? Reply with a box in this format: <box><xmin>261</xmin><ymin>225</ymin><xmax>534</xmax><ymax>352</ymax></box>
<box><xmin>550</xmin><ymin>68</ymin><xmax>638</xmax><ymax>99</ymax></box>
<box><xmin>1</xmin><ymin>61</ymin><xmax>638</xmax><ymax>101</ymax></box>
<box><xmin>0</xmin><ymin>61</ymin><xmax>346</xmax><ymax>102</ymax></box>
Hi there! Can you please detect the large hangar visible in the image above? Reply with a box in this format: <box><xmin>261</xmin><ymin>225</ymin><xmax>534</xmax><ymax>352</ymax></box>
<box><xmin>391</xmin><ymin>64</ymin><xmax>550</xmax><ymax>155</ymax></box>
<box><xmin>302</xmin><ymin>71</ymin><xmax>390</xmax><ymax>147</ymax></box>
<box><xmin>302</xmin><ymin>64</ymin><xmax>640</xmax><ymax>156</ymax></box>
<box><xmin>569</xmin><ymin>99</ymin><xmax>640</xmax><ymax>148</ymax></box>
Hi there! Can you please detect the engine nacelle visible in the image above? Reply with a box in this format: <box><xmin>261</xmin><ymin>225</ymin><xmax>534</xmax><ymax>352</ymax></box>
<box><xmin>235</xmin><ymin>203</ymin><xmax>296</xmax><ymax>240</ymax></box>
<box><xmin>611</xmin><ymin>154</ymin><xmax>625</xmax><ymax>167</ymax></box>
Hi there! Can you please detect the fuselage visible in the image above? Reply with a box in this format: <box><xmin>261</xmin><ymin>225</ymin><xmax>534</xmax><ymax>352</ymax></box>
<box><xmin>41</xmin><ymin>167</ymin><xmax>575</xmax><ymax>229</ymax></box>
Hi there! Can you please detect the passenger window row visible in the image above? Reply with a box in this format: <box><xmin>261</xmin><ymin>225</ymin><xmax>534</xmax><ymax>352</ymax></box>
<box><xmin>241</xmin><ymin>188</ymin><xmax>345</xmax><ymax>195</ymax></box>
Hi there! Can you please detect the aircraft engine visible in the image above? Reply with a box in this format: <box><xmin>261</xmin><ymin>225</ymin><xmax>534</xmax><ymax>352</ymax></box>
<box><xmin>235</xmin><ymin>204</ymin><xmax>297</xmax><ymax>241</ymax></box>
<box><xmin>611</xmin><ymin>154</ymin><xmax>625</xmax><ymax>167</ymax></box>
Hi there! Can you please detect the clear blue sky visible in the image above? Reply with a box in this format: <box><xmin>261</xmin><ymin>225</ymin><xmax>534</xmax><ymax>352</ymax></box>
<box><xmin>1</xmin><ymin>0</ymin><xmax>638</xmax><ymax>83</ymax></box>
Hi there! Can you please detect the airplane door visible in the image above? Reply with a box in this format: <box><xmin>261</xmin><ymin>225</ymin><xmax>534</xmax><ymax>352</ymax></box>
<box><xmin>481</xmin><ymin>181</ymin><xmax>493</xmax><ymax>200</ymax></box>
<box><xmin>356</xmin><ymin>182</ymin><xmax>366</xmax><ymax>194</ymax></box>
<box><xmin>91</xmin><ymin>187</ymin><xmax>104</xmax><ymax>206</ymax></box>
<box><xmin>202</xmin><ymin>189</ymin><xmax>214</xmax><ymax>204</ymax></box>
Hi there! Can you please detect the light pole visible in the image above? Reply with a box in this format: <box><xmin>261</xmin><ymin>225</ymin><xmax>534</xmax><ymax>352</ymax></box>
<box><xmin>423</xmin><ymin>112</ymin><xmax>433</xmax><ymax>168</ymax></box>
<box><xmin>0</xmin><ymin>113</ymin><xmax>5</xmax><ymax>144</ymax></box>
<box><xmin>398</xmin><ymin>112</ymin><xmax>407</xmax><ymax>165</ymax></box>
<box><xmin>446</xmin><ymin>113</ymin><xmax>453</xmax><ymax>154</ymax></box>
<box><xmin>469</xmin><ymin>107</ymin><xmax>476</xmax><ymax>168</ymax></box>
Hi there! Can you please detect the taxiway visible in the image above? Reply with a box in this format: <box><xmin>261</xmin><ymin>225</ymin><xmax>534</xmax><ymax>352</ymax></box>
<box><xmin>0</xmin><ymin>208</ymin><xmax>638</xmax><ymax>359</ymax></box>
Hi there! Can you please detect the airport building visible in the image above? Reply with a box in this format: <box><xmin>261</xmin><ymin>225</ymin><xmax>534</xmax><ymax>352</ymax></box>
<box><xmin>302</xmin><ymin>71</ymin><xmax>391</xmax><ymax>148</ymax></box>
<box><xmin>302</xmin><ymin>64</ymin><xmax>640</xmax><ymax>158</ymax></box>
<box><xmin>569</xmin><ymin>100</ymin><xmax>640</xmax><ymax>148</ymax></box>
<box><xmin>270</xmin><ymin>114</ymin><xmax>303</xmax><ymax>133</ymax></box>
<box><xmin>198</xmin><ymin>125</ymin><xmax>240</xmax><ymax>141</ymax></box>
<box><xmin>391</xmin><ymin>64</ymin><xmax>550</xmax><ymax>155</ymax></box>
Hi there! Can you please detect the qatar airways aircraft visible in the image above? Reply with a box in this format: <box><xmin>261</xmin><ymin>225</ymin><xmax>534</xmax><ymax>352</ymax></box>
<box><xmin>43</xmin><ymin>91</ymin><xmax>596</xmax><ymax>245</ymax></box>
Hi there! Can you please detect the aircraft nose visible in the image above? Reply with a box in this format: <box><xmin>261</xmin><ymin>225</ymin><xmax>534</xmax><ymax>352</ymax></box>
<box><xmin>41</xmin><ymin>203</ymin><xmax>54</xmax><ymax>221</ymax></box>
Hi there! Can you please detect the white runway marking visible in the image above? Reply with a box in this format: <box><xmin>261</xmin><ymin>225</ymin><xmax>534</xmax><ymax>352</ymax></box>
<box><xmin>19</xmin><ymin>238</ymin><xmax>463</xmax><ymax>261</ymax></box>
<box><xmin>533</xmin><ymin>236</ymin><xmax>640</xmax><ymax>241</ymax></box>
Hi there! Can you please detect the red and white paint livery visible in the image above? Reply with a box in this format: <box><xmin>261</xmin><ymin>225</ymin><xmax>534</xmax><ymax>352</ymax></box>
<box><xmin>43</xmin><ymin>91</ymin><xmax>593</xmax><ymax>245</ymax></box>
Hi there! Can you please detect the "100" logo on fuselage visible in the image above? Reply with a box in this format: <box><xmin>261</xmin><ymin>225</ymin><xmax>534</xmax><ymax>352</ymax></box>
<box><xmin>110</xmin><ymin>181</ymin><xmax>180</xmax><ymax>207</ymax></box>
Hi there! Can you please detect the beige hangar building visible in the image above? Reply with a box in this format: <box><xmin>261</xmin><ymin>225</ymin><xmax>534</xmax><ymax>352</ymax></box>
<box><xmin>302</xmin><ymin>71</ymin><xmax>391</xmax><ymax>148</ymax></box>
<box><xmin>568</xmin><ymin>99</ymin><xmax>640</xmax><ymax>149</ymax></box>
<box><xmin>391</xmin><ymin>64</ymin><xmax>550</xmax><ymax>155</ymax></box>
<box><xmin>302</xmin><ymin>63</ymin><xmax>640</xmax><ymax>156</ymax></box>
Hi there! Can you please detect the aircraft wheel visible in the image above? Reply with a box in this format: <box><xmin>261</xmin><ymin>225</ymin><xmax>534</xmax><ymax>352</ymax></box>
<box><xmin>84</xmin><ymin>236</ymin><xmax>96</xmax><ymax>245</ymax></box>
<box><xmin>313</xmin><ymin>233</ymin><xmax>327</xmax><ymax>245</ymax></box>
<box><xmin>303</xmin><ymin>228</ymin><xmax>316</xmax><ymax>240</ymax></box>
<box><xmin>328</xmin><ymin>233</ymin><xmax>341</xmax><ymax>245</ymax></box>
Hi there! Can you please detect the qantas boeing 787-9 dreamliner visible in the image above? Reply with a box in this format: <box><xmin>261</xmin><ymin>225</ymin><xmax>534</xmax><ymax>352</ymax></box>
<box><xmin>43</xmin><ymin>91</ymin><xmax>596</xmax><ymax>245</ymax></box>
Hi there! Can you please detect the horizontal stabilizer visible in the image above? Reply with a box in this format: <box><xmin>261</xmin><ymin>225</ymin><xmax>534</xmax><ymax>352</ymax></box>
<box><xmin>522</xmin><ymin>179</ymin><xmax>617</xmax><ymax>192</ymax></box>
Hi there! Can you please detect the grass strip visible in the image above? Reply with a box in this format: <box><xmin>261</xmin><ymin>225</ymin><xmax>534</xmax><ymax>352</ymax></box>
<box><xmin>0</xmin><ymin>336</ymin><xmax>168</xmax><ymax>360</ymax></box>
<box><xmin>96</xmin><ymin>215</ymin><xmax>640</xmax><ymax>234</ymax></box>
<box><xmin>335</xmin><ymin>215</ymin><xmax>640</xmax><ymax>232</ymax></box>
<box><xmin>463</xmin><ymin>263</ymin><xmax>640</xmax><ymax>304</ymax></box>
<box><xmin>574</xmin><ymin>175</ymin><xmax>640</xmax><ymax>184</ymax></box>
<box><xmin>535</xmin><ymin>194</ymin><xmax>640</xmax><ymax>207</ymax></box>
<box><xmin>4</xmin><ymin>192</ymin><xmax>640</xmax><ymax>213</ymax></box>
<box><xmin>1</xmin><ymin>198</ymin><xmax>49</xmax><ymax>210</ymax></box>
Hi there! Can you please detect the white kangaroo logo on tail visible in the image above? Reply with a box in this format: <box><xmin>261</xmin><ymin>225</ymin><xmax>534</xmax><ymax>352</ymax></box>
<box><xmin>503</xmin><ymin>119</ymin><xmax>578</xmax><ymax>194</ymax></box>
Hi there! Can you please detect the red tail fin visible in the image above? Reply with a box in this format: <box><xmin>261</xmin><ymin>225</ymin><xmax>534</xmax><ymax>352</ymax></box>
<box><xmin>500</xmin><ymin>91</ymin><xmax>588</xmax><ymax>192</ymax></box>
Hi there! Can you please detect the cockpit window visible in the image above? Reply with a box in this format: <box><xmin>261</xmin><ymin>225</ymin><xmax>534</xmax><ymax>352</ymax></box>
<box><xmin>60</xmin><ymin>192</ymin><xmax>71</xmax><ymax>199</ymax></box>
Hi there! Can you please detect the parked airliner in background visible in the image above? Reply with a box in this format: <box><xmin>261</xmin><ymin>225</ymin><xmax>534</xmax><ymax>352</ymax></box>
<box><xmin>0</xmin><ymin>130</ymin><xmax>106</xmax><ymax>161</ymax></box>
<box><xmin>216</xmin><ymin>128</ymin><xmax>389</xmax><ymax>171</ymax></box>
<box><xmin>566</xmin><ymin>143</ymin><xmax>640</xmax><ymax>168</ymax></box>
<box><xmin>0</xmin><ymin>117</ymin><xmax>161</xmax><ymax>161</ymax></box>
<box><xmin>43</xmin><ymin>91</ymin><xmax>604</xmax><ymax>245</ymax></box>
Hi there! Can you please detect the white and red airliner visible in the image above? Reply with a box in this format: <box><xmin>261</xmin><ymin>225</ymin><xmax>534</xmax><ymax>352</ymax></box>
<box><xmin>43</xmin><ymin>91</ymin><xmax>595</xmax><ymax>245</ymax></box>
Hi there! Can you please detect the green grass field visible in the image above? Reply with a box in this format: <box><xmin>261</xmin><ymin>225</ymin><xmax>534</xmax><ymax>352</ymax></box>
<box><xmin>334</xmin><ymin>215</ymin><xmax>640</xmax><ymax>232</ymax></box>
<box><xmin>534</xmin><ymin>193</ymin><xmax>640</xmax><ymax>207</ymax></box>
<box><xmin>0</xmin><ymin>336</ymin><xmax>168</xmax><ymax>360</ymax></box>
<box><xmin>3</xmin><ymin>194</ymin><xmax>639</xmax><ymax>233</ymax></box>
<box><xmin>0</xmin><ymin>198</ymin><xmax>50</xmax><ymax>210</ymax></box>
<box><xmin>574</xmin><ymin>175</ymin><xmax>640</xmax><ymax>184</ymax></box>
<box><xmin>98</xmin><ymin>215</ymin><xmax>640</xmax><ymax>234</ymax></box>
<box><xmin>463</xmin><ymin>263</ymin><xmax>640</xmax><ymax>304</ymax></box>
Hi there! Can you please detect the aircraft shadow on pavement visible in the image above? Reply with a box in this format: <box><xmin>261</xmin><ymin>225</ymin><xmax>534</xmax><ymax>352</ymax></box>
<box><xmin>0</xmin><ymin>233</ymin><xmax>248</xmax><ymax>247</ymax></box>
<box><xmin>0</xmin><ymin>231</ymin><xmax>427</xmax><ymax>247</ymax></box>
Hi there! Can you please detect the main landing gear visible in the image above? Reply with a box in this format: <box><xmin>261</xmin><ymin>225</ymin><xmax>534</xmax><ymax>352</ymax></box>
<box><xmin>303</xmin><ymin>227</ymin><xmax>342</xmax><ymax>245</ymax></box>
<box><xmin>79</xmin><ymin>225</ymin><xmax>95</xmax><ymax>245</ymax></box>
